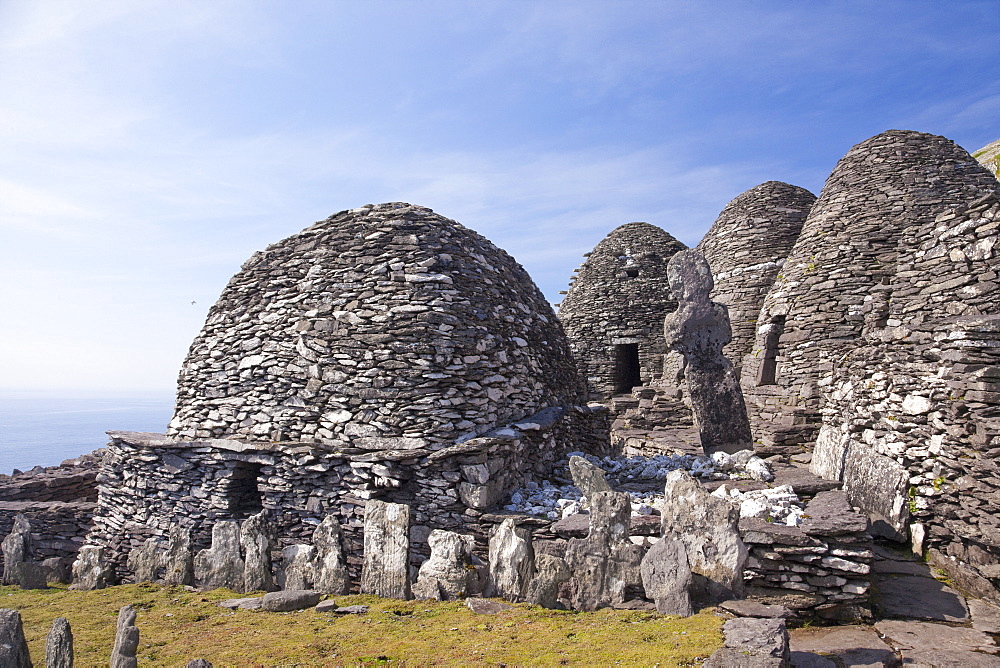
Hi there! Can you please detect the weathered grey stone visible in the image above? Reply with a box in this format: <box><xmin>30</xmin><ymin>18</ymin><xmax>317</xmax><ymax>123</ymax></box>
<box><xmin>70</xmin><ymin>545</ymin><xmax>115</xmax><ymax>590</ymax></box>
<box><xmin>316</xmin><ymin>601</ymin><xmax>368</xmax><ymax>614</ymax></box>
<box><xmin>719</xmin><ymin>599</ymin><xmax>793</xmax><ymax>619</ymax></box>
<box><xmin>312</xmin><ymin>515</ymin><xmax>349</xmax><ymax>595</ymax></box>
<box><xmin>970</xmin><ymin>599</ymin><xmax>1000</xmax><ymax>634</ymax></box>
<box><xmin>788</xmin><ymin>625</ymin><xmax>896</xmax><ymax>668</ymax></box>
<box><xmin>1</xmin><ymin>514</ymin><xmax>32</xmax><ymax>586</ymax></box>
<box><xmin>639</xmin><ymin>536</ymin><xmax>692</xmax><ymax>616</ymax></box>
<box><xmin>194</xmin><ymin>521</ymin><xmax>245</xmax><ymax>591</ymax></box>
<box><xmin>127</xmin><ymin>537</ymin><xmax>162</xmax><ymax>583</ymax></box>
<box><xmin>218</xmin><ymin>597</ymin><xmax>263</xmax><ymax>610</ymax></box>
<box><xmin>661</xmin><ymin>469</ymin><xmax>746</xmax><ymax>605</ymax></box>
<box><xmin>360</xmin><ymin>500</ymin><xmax>411</xmax><ymax>600</ymax></box>
<box><xmin>9</xmin><ymin>561</ymin><xmax>46</xmax><ymax>589</ymax></box>
<box><xmin>45</xmin><ymin>617</ymin><xmax>73</xmax><ymax>668</ymax></box>
<box><xmin>0</xmin><ymin>609</ymin><xmax>31</xmax><ymax>668</ymax></box>
<box><xmin>279</xmin><ymin>544</ymin><xmax>315</xmax><ymax>591</ymax></box>
<box><xmin>186</xmin><ymin>660</ymin><xmax>213</xmax><ymax>668</ymax></box>
<box><xmin>560</xmin><ymin>491</ymin><xmax>643</xmax><ymax>611</ymax></box>
<box><xmin>261</xmin><ymin>589</ymin><xmax>322</xmax><ymax>612</ymax></box>
<box><xmin>412</xmin><ymin>530</ymin><xmax>485</xmax><ymax>601</ymax></box>
<box><xmin>487</xmin><ymin>518</ymin><xmax>535</xmax><ymax>602</ymax></box>
<box><xmin>704</xmin><ymin>617</ymin><xmax>790</xmax><ymax>668</ymax></box>
<box><xmin>240</xmin><ymin>511</ymin><xmax>274</xmax><ymax>593</ymax></box>
<box><xmin>525</xmin><ymin>553</ymin><xmax>571</xmax><ymax>609</ymax></box>
<box><xmin>841</xmin><ymin>441</ymin><xmax>909</xmax><ymax>540</ymax></box>
<box><xmin>110</xmin><ymin>605</ymin><xmax>139</xmax><ymax>668</ymax></box>
<box><xmin>663</xmin><ymin>249</ymin><xmax>752</xmax><ymax>455</ymax></box>
<box><xmin>465</xmin><ymin>598</ymin><xmax>514</xmax><ymax>615</ymax></box>
<box><xmin>874</xmin><ymin>575</ymin><xmax>969</xmax><ymax>622</ymax></box>
<box><xmin>799</xmin><ymin>490</ymin><xmax>868</xmax><ymax>536</ymax></box>
<box><xmin>41</xmin><ymin>557</ymin><xmax>72</xmax><ymax>585</ymax></box>
<box><xmin>162</xmin><ymin>525</ymin><xmax>194</xmax><ymax>586</ymax></box>
<box><xmin>568</xmin><ymin>456</ymin><xmax>612</xmax><ymax>499</ymax></box>
<box><xmin>875</xmin><ymin>619</ymin><xmax>995</xmax><ymax>653</ymax></box>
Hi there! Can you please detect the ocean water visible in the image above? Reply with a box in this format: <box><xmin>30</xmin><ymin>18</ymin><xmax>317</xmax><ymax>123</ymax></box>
<box><xmin>0</xmin><ymin>391</ymin><xmax>175</xmax><ymax>475</ymax></box>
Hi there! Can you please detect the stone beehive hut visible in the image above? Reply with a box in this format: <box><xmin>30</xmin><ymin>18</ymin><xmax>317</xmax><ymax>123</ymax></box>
<box><xmin>696</xmin><ymin>181</ymin><xmax>816</xmax><ymax>377</ymax></box>
<box><xmin>813</xmin><ymin>188</ymin><xmax>1000</xmax><ymax>591</ymax></box>
<box><xmin>167</xmin><ymin>202</ymin><xmax>586</xmax><ymax>447</ymax></box>
<box><xmin>740</xmin><ymin>130</ymin><xmax>1000</xmax><ymax>452</ymax></box>
<box><xmin>558</xmin><ymin>222</ymin><xmax>687</xmax><ymax>399</ymax></box>
<box><xmin>82</xmin><ymin>203</ymin><xmax>608</xmax><ymax>578</ymax></box>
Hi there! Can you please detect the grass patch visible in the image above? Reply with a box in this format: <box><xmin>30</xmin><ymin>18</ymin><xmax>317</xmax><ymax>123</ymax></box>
<box><xmin>2</xmin><ymin>584</ymin><xmax>723</xmax><ymax>666</ymax></box>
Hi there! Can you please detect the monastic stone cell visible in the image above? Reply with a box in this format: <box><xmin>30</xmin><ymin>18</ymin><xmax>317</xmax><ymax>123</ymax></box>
<box><xmin>815</xmin><ymin>189</ymin><xmax>1000</xmax><ymax>586</ymax></box>
<box><xmin>167</xmin><ymin>202</ymin><xmax>586</xmax><ymax>446</ymax></box>
<box><xmin>696</xmin><ymin>181</ymin><xmax>815</xmax><ymax>375</ymax></box>
<box><xmin>741</xmin><ymin>130</ymin><xmax>1000</xmax><ymax>450</ymax></box>
<box><xmin>558</xmin><ymin>222</ymin><xmax>687</xmax><ymax>398</ymax></box>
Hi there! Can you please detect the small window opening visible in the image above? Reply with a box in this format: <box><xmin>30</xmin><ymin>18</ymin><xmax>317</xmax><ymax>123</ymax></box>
<box><xmin>756</xmin><ymin>315</ymin><xmax>786</xmax><ymax>386</ymax></box>
<box><xmin>624</xmin><ymin>268</ymin><xmax>639</xmax><ymax>279</ymax></box>
<box><xmin>613</xmin><ymin>343</ymin><xmax>642</xmax><ymax>393</ymax></box>
<box><xmin>227</xmin><ymin>461</ymin><xmax>264</xmax><ymax>518</ymax></box>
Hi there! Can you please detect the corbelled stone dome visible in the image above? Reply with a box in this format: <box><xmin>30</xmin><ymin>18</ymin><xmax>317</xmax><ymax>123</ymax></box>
<box><xmin>167</xmin><ymin>203</ymin><xmax>586</xmax><ymax>447</ymax></box>
<box><xmin>741</xmin><ymin>130</ymin><xmax>1000</xmax><ymax>448</ymax></box>
<box><xmin>697</xmin><ymin>181</ymin><xmax>816</xmax><ymax>374</ymax></box>
<box><xmin>558</xmin><ymin>222</ymin><xmax>687</xmax><ymax>398</ymax></box>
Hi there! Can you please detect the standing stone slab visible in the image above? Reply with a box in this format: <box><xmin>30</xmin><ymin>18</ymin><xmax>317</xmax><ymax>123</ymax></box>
<box><xmin>240</xmin><ymin>511</ymin><xmax>274</xmax><ymax>593</ymax></box>
<box><xmin>110</xmin><ymin>605</ymin><xmax>139</xmax><ymax>668</ymax></box>
<box><xmin>45</xmin><ymin>617</ymin><xmax>73</xmax><ymax>668</ymax></box>
<box><xmin>9</xmin><ymin>561</ymin><xmax>46</xmax><ymax>590</ymax></box>
<box><xmin>640</xmin><ymin>536</ymin><xmax>693</xmax><ymax>616</ymax></box>
<box><xmin>568</xmin><ymin>456</ymin><xmax>612</xmax><ymax>500</ymax></box>
<box><xmin>661</xmin><ymin>469</ymin><xmax>746</xmax><ymax>605</ymax></box>
<box><xmin>560</xmin><ymin>491</ymin><xmax>644</xmax><ymax>611</ymax></box>
<box><xmin>0</xmin><ymin>609</ymin><xmax>31</xmax><ymax>668</ymax></box>
<box><xmin>194</xmin><ymin>521</ymin><xmax>245</xmax><ymax>591</ymax></box>
<box><xmin>70</xmin><ymin>545</ymin><xmax>116</xmax><ymax>590</ymax></box>
<box><xmin>412</xmin><ymin>530</ymin><xmax>485</xmax><ymax>601</ymax></box>
<box><xmin>361</xmin><ymin>500</ymin><xmax>411</xmax><ymax>600</ymax></box>
<box><xmin>127</xmin><ymin>537</ymin><xmax>163</xmax><ymax>583</ymax></box>
<box><xmin>279</xmin><ymin>545</ymin><xmax>315</xmax><ymax>591</ymax></box>
<box><xmin>663</xmin><ymin>249</ymin><xmax>752</xmax><ymax>455</ymax></box>
<box><xmin>487</xmin><ymin>518</ymin><xmax>535</xmax><ymax>602</ymax></box>
<box><xmin>162</xmin><ymin>525</ymin><xmax>194</xmax><ymax>586</ymax></box>
<box><xmin>525</xmin><ymin>553</ymin><xmax>571</xmax><ymax>609</ymax></box>
<box><xmin>1</xmin><ymin>514</ymin><xmax>33</xmax><ymax>586</ymax></box>
<box><xmin>313</xmin><ymin>515</ymin><xmax>350</xmax><ymax>595</ymax></box>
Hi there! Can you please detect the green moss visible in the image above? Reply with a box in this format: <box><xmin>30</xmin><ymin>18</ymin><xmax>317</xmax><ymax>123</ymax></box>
<box><xmin>1</xmin><ymin>584</ymin><xmax>724</xmax><ymax>665</ymax></box>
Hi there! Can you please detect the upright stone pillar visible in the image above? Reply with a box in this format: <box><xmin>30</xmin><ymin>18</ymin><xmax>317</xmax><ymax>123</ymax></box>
<box><xmin>45</xmin><ymin>617</ymin><xmax>73</xmax><ymax>668</ymax></box>
<box><xmin>1</xmin><ymin>514</ymin><xmax>32</xmax><ymax>585</ymax></box>
<box><xmin>360</xmin><ymin>500</ymin><xmax>411</xmax><ymax>599</ymax></box>
<box><xmin>240</xmin><ymin>511</ymin><xmax>274</xmax><ymax>593</ymax></box>
<box><xmin>162</xmin><ymin>525</ymin><xmax>194</xmax><ymax>586</ymax></box>
<box><xmin>663</xmin><ymin>249</ymin><xmax>753</xmax><ymax>454</ymax></box>
<box><xmin>0</xmin><ymin>609</ymin><xmax>31</xmax><ymax>667</ymax></box>
<box><xmin>488</xmin><ymin>518</ymin><xmax>535</xmax><ymax>602</ymax></box>
<box><xmin>412</xmin><ymin>530</ymin><xmax>485</xmax><ymax>601</ymax></box>
<box><xmin>110</xmin><ymin>605</ymin><xmax>139</xmax><ymax>668</ymax></box>
<box><xmin>194</xmin><ymin>521</ymin><xmax>245</xmax><ymax>591</ymax></box>
<box><xmin>127</xmin><ymin>537</ymin><xmax>163</xmax><ymax>583</ymax></box>
<box><xmin>313</xmin><ymin>515</ymin><xmax>350</xmax><ymax>595</ymax></box>
<box><xmin>70</xmin><ymin>545</ymin><xmax>116</xmax><ymax>590</ymax></box>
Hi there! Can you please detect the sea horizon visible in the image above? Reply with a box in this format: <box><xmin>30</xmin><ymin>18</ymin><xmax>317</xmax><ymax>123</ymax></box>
<box><xmin>0</xmin><ymin>389</ymin><xmax>176</xmax><ymax>475</ymax></box>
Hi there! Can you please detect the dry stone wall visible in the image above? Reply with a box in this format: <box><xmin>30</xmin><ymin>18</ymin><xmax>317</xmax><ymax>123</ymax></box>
<box><xmin>814</xmin><ymin>191</ymin><xmax>1000</xmax><ymax>592</ymax></box>
<box><xmin>167</xmin><ymin>202</ymin><xmax>586</xmax><ymax>447</ymax></box>
<box><xmin>558</xmin><ymin>222</ymin><xmax>687</xmax><ymax>398</ymax></box>
<box><xmin>696</xmin><ymin>181</ymin><xmax>815</xmax><ymax>377</ymax></box>
<box><xmin>741</xmin><ymin>130</ymin><xmax>1000</xmax><ymax>452</ymax></box>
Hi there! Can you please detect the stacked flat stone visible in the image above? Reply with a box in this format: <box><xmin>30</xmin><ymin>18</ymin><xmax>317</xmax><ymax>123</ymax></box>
<box><xmin>167</xmin><ymin>202</ymin><xmax>586</xmax><ymax>446</ymax></box>
<box><xmin>740</xmin><ymin>490</ymin><xmax>873</xmax><ymax>622</ymax></box>
<box><xmin>741</xmin><ymin>130</ymin><xmax>1000</xmax><ymax>452</ymax></box>
<box><xmin>558</xmin><ymin>222</ymin><xmax>687</xmax><ymax>398</ymax></box>
<box><xmin>814</xmin><ymin>189</ymin><xmax>1000</xmax><ymax>592</ymax></box>
<box><xmin>696</xmin><ymin>181</ymin><xmax>815</xmax><ymax>376</ymax></box>
<box><xmin>0</xmin><ymin>502</ymin><xmax>94</xmax><ymax>575</ymax></box>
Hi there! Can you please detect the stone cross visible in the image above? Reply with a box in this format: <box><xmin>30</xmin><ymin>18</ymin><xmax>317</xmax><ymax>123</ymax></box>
<box><xmin>663</xmin><ymin>249</ymin><xmax>753</xmax><ymax>454</ymax></box>
<box><xmin>110</xmin><ymin>605</ymin><xmax>139</xmax><ymax>668</ymax></box>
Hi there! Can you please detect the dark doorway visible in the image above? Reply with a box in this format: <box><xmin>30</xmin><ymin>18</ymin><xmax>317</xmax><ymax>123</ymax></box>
<box><xmin>227</xmin><ymin>460</ymin><xmax>264</xmax><ymax>518</ymax></box>
<box><xmin>613</xmin><ymin>343</ymin><xmax>642</xmax><ymax>393</ymax></box>
<box><xmin>756</xmin><ymin>315</ymin><xmax>786</xmax><ymax>386</ymax></box>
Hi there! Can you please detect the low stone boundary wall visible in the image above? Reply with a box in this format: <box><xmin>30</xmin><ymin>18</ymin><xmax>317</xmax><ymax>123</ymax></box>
<box><xmin>741</xmin><ymin>490</ymin><xmax>872</xmax><ymax>622</ymax></box>
<box><xmin>0</xmin><ymin>501</ymin><xmax>96</xmax><ymax>571</ymax></box>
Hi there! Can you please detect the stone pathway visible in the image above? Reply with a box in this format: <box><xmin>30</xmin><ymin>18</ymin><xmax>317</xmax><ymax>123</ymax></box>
<box><xmin>784</xmin><ymin>541</ymin><xmax>1000</xmax><ymax>667</ymax></box>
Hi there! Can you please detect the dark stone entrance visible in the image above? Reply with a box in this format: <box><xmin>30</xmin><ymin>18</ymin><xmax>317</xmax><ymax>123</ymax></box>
<box><xmin>613</xmin><ymin>343</ymin><xmax>641</xmax><ymax>393</ymax></box>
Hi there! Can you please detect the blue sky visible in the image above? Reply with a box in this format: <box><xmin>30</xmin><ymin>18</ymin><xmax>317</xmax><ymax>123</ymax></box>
<box><xmin>1</xmin><ymin>0</ymin><xmax>997</xmax><ymax>393</ymax></box>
